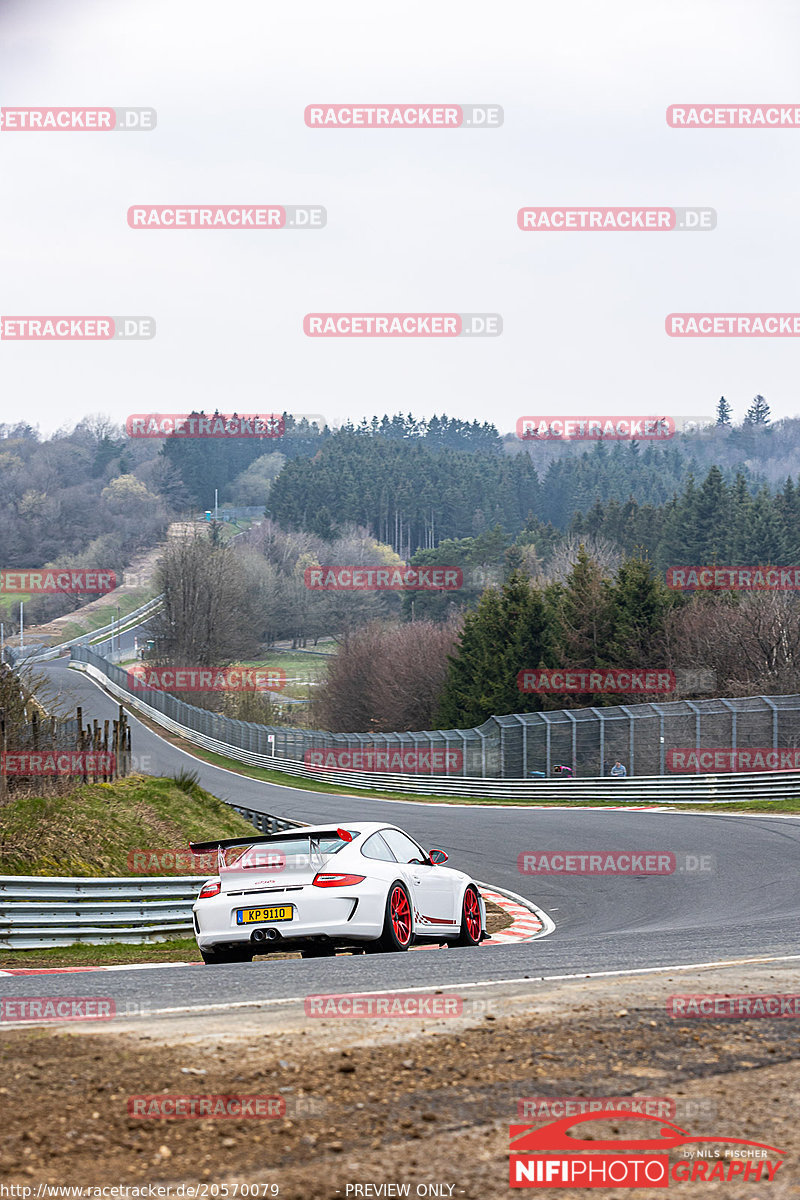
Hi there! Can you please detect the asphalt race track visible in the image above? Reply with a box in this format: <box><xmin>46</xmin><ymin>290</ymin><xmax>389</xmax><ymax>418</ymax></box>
<box><xmin>3</xmin><ymin>656</ymin><xmax>799</xmax><ymax>1013</ymax></box>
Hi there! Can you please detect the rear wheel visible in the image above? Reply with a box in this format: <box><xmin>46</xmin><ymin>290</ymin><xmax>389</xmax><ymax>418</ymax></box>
<box><xmin>200</xmin><ymin>945</ymin><xmax>253</xmax><ymax>965</ymax></box>
<box><xmin>454</xmin><ymin>885</ymin><xmax>482</xmax><ymax>947</ymax></box>
<box><xmin>375</xmin><ymin>882</ymin><xmax>413</xmax><ymax>952</ymax></box>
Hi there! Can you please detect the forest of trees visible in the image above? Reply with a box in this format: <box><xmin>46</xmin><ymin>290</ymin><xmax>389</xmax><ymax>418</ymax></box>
<box><xmin>311</xmin><ymin>550</ymin><xmax>800</xmax><ymax>733</ymax></box>
<box><xmin>5</xmin><ymin>401</ymin><xmax>800</xmax><ymax>656</ymax></box>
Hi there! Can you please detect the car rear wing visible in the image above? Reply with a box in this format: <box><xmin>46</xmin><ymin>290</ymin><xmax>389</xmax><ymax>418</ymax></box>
<box><xmin>190</xmin><ymin>828</ymin><xmax>355</xmax><ymax>853</ymax></box>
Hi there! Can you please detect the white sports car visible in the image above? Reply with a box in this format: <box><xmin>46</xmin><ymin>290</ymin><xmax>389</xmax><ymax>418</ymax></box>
<box><xmin>190</xmin><ymin>821</ymin><xmax>487</xmax><ymax>964</ymax></box>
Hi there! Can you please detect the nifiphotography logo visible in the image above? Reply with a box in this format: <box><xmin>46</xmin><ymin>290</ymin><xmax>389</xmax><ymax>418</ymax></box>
<box><xmin>508</xmin><ymin>1112</ymin><xmax>785</xmax><ymax>1187</ymax></box>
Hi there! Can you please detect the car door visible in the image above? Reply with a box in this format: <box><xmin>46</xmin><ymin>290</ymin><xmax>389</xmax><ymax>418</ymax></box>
<box><xmin>380</xmin><ymin>828</ymin><xmax>459</xmax><ymax>928</ymax></box>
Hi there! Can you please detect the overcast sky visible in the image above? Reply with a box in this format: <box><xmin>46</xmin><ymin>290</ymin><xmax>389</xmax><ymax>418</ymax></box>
<box><xmin>2</xmin><ymin>0</ymin><xmax>800</xmax><ymax>438</ymax></box>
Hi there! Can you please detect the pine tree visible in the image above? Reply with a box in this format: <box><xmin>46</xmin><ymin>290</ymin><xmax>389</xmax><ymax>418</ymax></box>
<box><xmin>693</xmin><ymin>466</ymin><xmax>730</xmax><ymax>561</ymax></box>
<box><xmin>655</xmin><ymin>477</ymin><xmax>701</xmax><ymax>569</ymax></box>
<box><xmin>716</xmin><ymin>396</ymin><xmax>732</xmax><ymax>426</ymax></box>
<box><xmin>744</xmin><ymin>394</ymin><xmax>771</xmax><ymax>425</ymax></box>
<box><xmin>435</xmin><ymin>573</ymin><xmax>548</xmax><ymax>727</ymax></box>
<box><xmin>727</xmin><ymin>473</ymin><xmax>753</xmax><ymax>562</ymax></box>
<box><xmin>607</xmin><ymin>557</ymin><xmax>673</xmax><ymax>668</ymax></box>
<box><xmin>739</xmin><ymin>486</ymin><xmax>785</xmax><ymax>563</ymax></box>
<box><xmin>776</xmin><ymin>478</ymin><xmax>800</xmax><ymax>561</ymax></box>
<box><xmin>548</xmin><ymin>547</ymin><xmax>615</xmax><ymax>668</ymax></box>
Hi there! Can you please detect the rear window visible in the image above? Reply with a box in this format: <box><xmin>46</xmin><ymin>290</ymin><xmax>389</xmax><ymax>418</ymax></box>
<box><xmin>220</xmin><ymin>834</ymin><xmax>350</xmax><ymax>871</ymax></box>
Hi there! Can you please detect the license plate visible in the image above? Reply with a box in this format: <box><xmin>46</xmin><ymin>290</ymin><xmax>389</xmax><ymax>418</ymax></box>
<box><xmin>236</xmin><ymin>905</ymin><xmax>294</xmax><ymax>924</ymax></box>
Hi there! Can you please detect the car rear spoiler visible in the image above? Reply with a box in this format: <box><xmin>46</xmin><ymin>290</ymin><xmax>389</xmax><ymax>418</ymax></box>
<box><xmin>190</xmin><ymin>828</ymin><xmax>354</xmax><ymax>853</ymax></box>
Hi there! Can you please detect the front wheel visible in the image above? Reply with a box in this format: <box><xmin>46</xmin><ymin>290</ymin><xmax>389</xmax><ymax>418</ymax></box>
<box><xmin>454</xmin><ymin>885</ymin><xmax>482</xmax><ymax>947</ymax></box>
<box><xmin>375</xmin><ymin>882</ymin><xmax>413</xmax><ymax>952</ymax></box>
<box><xmin>200</xmin><ymin>945</ymin><xmax>253</xmax><ymax>965</ymax></box>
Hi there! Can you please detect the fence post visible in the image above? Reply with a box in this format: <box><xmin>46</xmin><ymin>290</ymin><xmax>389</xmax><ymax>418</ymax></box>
<box><xmin>651</xmin><ymin>704</ymin><xmax>665</xmax><ymax>775</ymax></box>
<box><xmin>763</xmin><ymin>696</ymin><xmax>778</xmax><ymax>751</ymax></box>
<box><xmin>564</xmin><ymin>709</ymin><xmax>577</xmax><ymax>775</ymax></box>
<box><xmin>590</xmin><ymin>708</ymin><xmax>604</xmax><ymax>775</ymax></box>
<box><xmin>686</xmin><ymin>700</ymin><xmax>701</xmax><ymax>762</ymax></box>
<box><xmin>618</xmin><ymin>706</ymin><xmax>635</xmax><ymax>775</ymax></box>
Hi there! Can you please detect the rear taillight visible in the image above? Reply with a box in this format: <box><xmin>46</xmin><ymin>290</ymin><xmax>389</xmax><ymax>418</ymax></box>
<box><xmin>312</xmin><ymin>873</ymin><xmax>365</xmax><ymax>888</ymax></box>
<box><xmin>198</xmin><ymin>880</ymin><xmax>221</xmax><ymax>899</ymax></box>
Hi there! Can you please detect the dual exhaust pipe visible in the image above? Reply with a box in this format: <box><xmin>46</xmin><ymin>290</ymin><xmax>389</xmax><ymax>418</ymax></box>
<box><xmin>251</xmin><ymin>927</ymin><xmax>281</xmax><ymax>943</ymax></box>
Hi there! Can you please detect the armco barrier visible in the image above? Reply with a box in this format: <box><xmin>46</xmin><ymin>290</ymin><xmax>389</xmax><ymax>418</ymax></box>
<box><xmin>0</xmin><ymin>812</ymin><xmax>303</xmax><ymax>949</ymax></box>
<box><xmin>6</xmin><ymin>595</ymin><xmax>163</xmax><ymax>666</ymax></box>
<box><xmin>72</xmin><ymin>656</ymin><xmax>800</xmax><ymax>803</ymax></box>
<box><xmin>0</xmin><ymin>875</ymin><xmax>205</xmax><ymax>949</ymax></box>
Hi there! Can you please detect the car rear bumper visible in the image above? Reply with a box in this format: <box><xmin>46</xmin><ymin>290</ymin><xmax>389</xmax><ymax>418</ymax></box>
<box><xmin>193</xmin><ymin>887</ymin><xmax>384</xmax><ymax>949</ymax></box>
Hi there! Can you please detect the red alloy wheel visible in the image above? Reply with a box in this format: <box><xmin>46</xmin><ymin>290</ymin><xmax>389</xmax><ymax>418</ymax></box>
<box><xmin>464</xmin><ymin>887</ymin><xmax>481</xmax><ymax>941</ymax></box>
<box><xmin>390</xmin><ymin>885</ymin><xmax>412</xmax><ymax>945</ymax></box>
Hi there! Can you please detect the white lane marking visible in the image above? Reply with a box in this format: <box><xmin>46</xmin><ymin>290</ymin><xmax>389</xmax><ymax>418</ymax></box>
<box><xmin>4</xmin><ymin>953</ymin><xmax>799</xmax><ymax>1028</ymax></box>
<box><xmin>0</xmin><ymin>962</ymin><xmax>197</xmax><ymax>977</ymax></box>
<box><xmin>117</xmin><ymin>952</ymin><xmax>800</xmax><ymax>1018</ymax></box>
<box><xmin>65</xmin><ymin>666</ymin><xmax>800</xmax><ymax>819</ymax></box>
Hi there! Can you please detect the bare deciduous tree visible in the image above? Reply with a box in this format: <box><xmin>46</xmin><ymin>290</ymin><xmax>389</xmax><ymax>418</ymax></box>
<box><xmin>311</xmin><ymin>618</ymin><xmax>461</xmax><ymax>733</ymax></box>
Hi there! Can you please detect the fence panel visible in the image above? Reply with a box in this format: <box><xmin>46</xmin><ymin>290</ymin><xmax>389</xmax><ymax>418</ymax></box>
<box><xmin>71</xmin><ymin>646</ymin><xmax>800</xmax><ymax>782</ymax></box>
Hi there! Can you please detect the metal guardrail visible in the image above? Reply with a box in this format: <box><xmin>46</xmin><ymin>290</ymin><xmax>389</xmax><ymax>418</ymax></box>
<box><xmin>7</xmin><ymin>595</ymin><xmax>163</xmax><ymax>666</ymax></box>
<box><xmin>231</xmin><ymin>807</ymin><xmax>305</xmax><ymax>835</ymax></box>
<box><xmin>0</xmin><ymin>875</ymin><xmax>204</xmax><ymax>949</ymax></box>
<box><xmin>0</xmin><ymin>812</ymin><xmax>303</xmax><ymax>949</ymax></box>
<box><xmin>74</xmin><ymin>659</ymin><xmax>800</xmax><ymax>803</ymax></box>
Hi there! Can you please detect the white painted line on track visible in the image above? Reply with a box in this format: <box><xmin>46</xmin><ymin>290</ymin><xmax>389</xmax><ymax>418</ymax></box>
<box><xmin>3</xmin><ymin>954</ymin><xmax>800</xmax><ymax>1028</ymax></box>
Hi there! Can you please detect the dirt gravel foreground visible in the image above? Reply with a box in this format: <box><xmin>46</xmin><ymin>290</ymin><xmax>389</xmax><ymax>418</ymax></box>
<box><xmin>1</xmin><ymin>963</ymin><xmax>799</xmax><ymax>1199</ymax></box>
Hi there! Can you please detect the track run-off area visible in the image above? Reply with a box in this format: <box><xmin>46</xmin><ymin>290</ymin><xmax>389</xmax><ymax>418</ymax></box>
<box><xmin>3</xmin><ymin>656</ymin><xmax>799</xmax><ymax>1018</ymax></box>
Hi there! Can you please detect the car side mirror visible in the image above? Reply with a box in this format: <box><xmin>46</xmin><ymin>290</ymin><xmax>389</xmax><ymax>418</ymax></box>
<box><xmin>429</xmin><ymin>848</ymin><xmax>448</xmax><ymax>865</ymax></box>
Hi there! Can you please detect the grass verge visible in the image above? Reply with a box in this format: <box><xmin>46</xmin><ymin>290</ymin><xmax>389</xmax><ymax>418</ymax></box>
<box><xmin>58</xmin><ymin>590</ymin><xmax>155</xmax><ymax>643</ymax></box>
<box><xmin>0</xmin><ymin>773</ymin><xmax>255</xmax><ymax>876</ymax></box>
<box><xmin>0</xmin><ymin>937</ymin><xmax>201</xmax><ymax>970</ymax></box>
